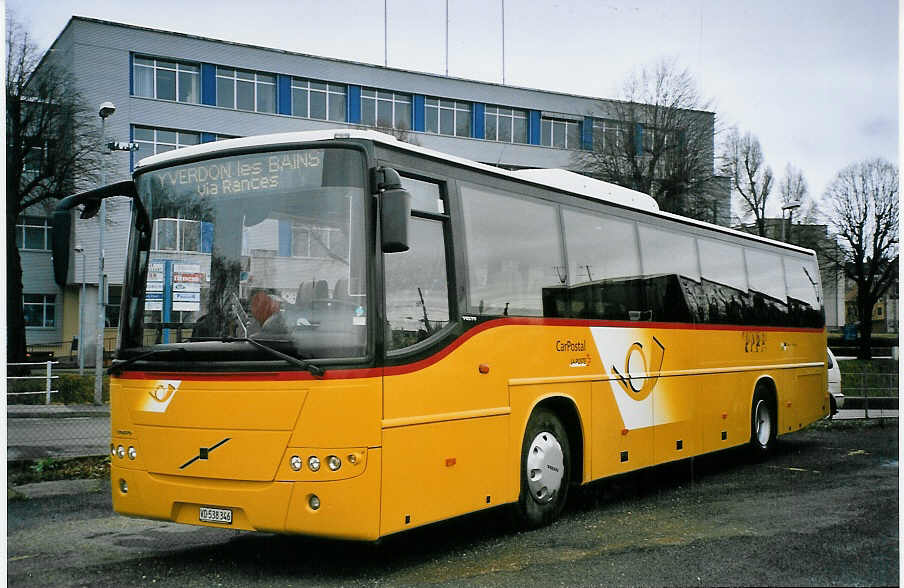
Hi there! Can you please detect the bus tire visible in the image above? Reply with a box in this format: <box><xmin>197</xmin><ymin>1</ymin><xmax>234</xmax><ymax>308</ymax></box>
<box><xmin>514</xmin><ymin>408</ymin><xmax>570</xmax><ymax>529</ymax></box>
<box><xmin>749</xmin><ymin>387</ymin><xmax>776</xmax><ymax>458</ymax></box>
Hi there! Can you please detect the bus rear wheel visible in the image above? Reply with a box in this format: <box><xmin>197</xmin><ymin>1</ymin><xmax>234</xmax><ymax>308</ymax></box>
<box><xmin>514</xmin><ymin>408</ymin><xmax>570</xmax><ymax>529</ymax></box>
<box><xmin>749</xmin><ymin>388</ymin><xmax>776</xmax><ymax>458</ymax></box>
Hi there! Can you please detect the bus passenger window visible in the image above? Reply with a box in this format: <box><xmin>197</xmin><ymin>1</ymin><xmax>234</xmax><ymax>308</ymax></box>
<box><xmin>385</xmin><ymin>218</ymin><xmax>450</xmax><ymax>351</ymax></box>
<box><xmin>563</xmin><ymin>209</ymin><xmax>639</xmax><ymax>286</ymax></box>
<box><xmin>460</xmin><ymin>184</ymin><xmax>564</xmax><ymax>316</ymax></box>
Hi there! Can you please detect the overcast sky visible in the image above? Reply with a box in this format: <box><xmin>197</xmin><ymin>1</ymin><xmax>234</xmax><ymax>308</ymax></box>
<box><xmin>7</xmin><ymin>0</ymin><xmax>899</xmax><ymax>218</ymax></box>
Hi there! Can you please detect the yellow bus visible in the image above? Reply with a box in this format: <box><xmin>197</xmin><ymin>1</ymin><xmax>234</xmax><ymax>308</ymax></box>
<box><xmin>52</xmin><ymin>130</ymin><xmax>827</xmax><ymax>539</ymax></box>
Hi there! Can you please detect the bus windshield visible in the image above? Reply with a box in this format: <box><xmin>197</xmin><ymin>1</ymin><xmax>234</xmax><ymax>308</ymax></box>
<box><xmin>123</xmin><ymin>147</ymin><xmax>369</xmax><ymax>360</ymax></box>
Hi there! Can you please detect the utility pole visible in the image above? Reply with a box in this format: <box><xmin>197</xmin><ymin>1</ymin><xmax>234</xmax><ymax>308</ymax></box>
<box><xmin>96</xmin><ymin>102</ymin><xmax>115</xmax><ymax>404</ymax></box>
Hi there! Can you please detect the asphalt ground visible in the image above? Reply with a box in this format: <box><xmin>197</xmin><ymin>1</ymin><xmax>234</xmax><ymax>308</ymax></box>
<box><xmin>7</xmin><ymin>419</ymin><xmax>899</xmax><ymax>587</ymax></box>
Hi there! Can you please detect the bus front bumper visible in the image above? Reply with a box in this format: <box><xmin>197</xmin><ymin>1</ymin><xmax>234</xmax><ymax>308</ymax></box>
<box><xmin>111</xmin><ymin>448</ymin><xmax>382</xmax><ymax>541</ymax></box>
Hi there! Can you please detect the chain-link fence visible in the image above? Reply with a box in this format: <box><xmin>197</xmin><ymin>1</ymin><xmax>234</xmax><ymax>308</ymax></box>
<box><xmin>841</xmin><ymin>371</ymin><xmax>899</xmax><ymax>398</ymax></box>
<box><xmin>7</xmin><ymin>362</ymin><xmax>110</xmax><ymax>461</ymax></box>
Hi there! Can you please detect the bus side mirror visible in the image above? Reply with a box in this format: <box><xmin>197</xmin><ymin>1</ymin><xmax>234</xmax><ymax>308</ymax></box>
<box><xmin>51</xmin><ymin>180</ymin><xmax>145</xmax><ymax>287</ymax></box>
<box><xmin>380</xmin><ymin>188</ymin><xmax>411</xmax><ymax>253</ymax></box>
<box><xmin>51</xmin><ymin>209</ymin><xmax>73</xmax><ymax>287</ymax></box>
<box><xmin>373</xmin><ymin>167</ymin><xmax>410</xmax><ymax>253</ymax></box>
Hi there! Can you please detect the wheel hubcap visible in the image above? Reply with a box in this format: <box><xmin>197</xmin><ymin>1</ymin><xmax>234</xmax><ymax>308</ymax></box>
<box><xmin>526</xmin><ymin>431</ymin><xmax>565</xmax><ymax>504</ymax></box>
<box><xmin>755</xmin><ymin>399</ymin><xmax>771</xmax><ymax>447</ymax></box>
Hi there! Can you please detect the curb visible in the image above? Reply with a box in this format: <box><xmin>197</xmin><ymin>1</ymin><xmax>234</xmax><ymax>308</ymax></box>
<box><xmin>7</xmin><ymin>410</ymin><xmax>110</xmax><ymax>419</ymax></box>
<box><xmin>7</xmin><ymin>405</ymin><xmax>110</xmax><ymax>419</ymax></box>
<box><xmin>8</xmin><ymin>478</ymin><xmax>107</xmax><ymax>500</ymax></box>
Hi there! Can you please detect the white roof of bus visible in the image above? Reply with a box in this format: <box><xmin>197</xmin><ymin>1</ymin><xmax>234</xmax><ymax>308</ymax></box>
<box><xmin>135</xmin><ymin>129</ymin><xmax>815</xmax><ymax>256</ymax></box>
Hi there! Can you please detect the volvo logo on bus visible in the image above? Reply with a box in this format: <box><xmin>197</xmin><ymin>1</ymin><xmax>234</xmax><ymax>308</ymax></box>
<box><xmin>180</xmin><ymin>438</ymin><xmax>231</xmax><ymax>469</ymax></box>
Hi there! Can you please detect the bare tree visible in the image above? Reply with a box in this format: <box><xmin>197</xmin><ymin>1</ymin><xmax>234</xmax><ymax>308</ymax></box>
<box><xmin>825</xmin><ymin>159</ymin><xmax>898</xmax><ymax>359</ymax></box>
<box><xmin>721</xmin><ymin>128</ymin><xmax>773</xmax><ymax>236</ymax></box>
<box><xmin>6</xmin><ymin>14</ymin><xmax>98</xmax><ymax>365</ymax></box>
<box><xmin>778</xmin><ymin>163</ymin><xmax>820</xmax><ymax>222</ymax></box>
<box><xmin>574</xmin><ymin>59</ymin><xmax>719</xmax><ymax>221</ymax></box>
<box><xmin>775</xmin><ymin>162</ymin><xmax>826</xmax><ymax>248</ymax></box>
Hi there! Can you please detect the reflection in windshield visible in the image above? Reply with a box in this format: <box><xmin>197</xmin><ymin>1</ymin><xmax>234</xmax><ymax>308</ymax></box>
<box><xmin>126</xmin><ymin>148</ymin><xmax>368</xmax><ymax>360</ymax></box>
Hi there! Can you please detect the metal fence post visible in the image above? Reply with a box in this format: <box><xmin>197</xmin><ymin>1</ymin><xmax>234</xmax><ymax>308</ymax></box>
<box><xmin>45</xmin><ymin>361</ymin><xmax>52</xmax><ymax>405</ymax></box>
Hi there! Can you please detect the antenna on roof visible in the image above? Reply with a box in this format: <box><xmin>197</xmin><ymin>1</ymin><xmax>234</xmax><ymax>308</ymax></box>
<box><xmin>501</xmin><ymin>0</ymin><xmax>506</xmax><ymax>84</ymax></box>
<box><xmin>384</xmin><ymin>0</ymin><xmax>389</xmax><ymax>67</ymax></box>
<box><xmin>445</xmin><ymin>0</ymin><xmax>449</xmax><ymax>76</ymax></box>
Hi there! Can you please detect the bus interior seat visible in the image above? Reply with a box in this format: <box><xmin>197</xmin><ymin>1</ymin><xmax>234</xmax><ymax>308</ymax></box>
<box><xmin>333</xmin><ymin>278</ymin><xmax>349</xmax><ymax>301</ymax></box>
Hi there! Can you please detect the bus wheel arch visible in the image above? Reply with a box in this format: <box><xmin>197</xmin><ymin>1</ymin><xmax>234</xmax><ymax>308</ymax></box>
<box><xmin>749</xmin><ymin>377</ymin><xmax>778</xmax><ymax>458</ymax></box>
<box><xmin>514</xmin><ymin>398</ymin><xmax>584</xmax><ymax>529</ymax></box>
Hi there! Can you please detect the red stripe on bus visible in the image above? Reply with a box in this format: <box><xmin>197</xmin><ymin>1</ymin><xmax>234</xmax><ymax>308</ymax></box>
<box><xmin>118</xmin><ymin>368</ymin><xmax>382</xmax><ymax>381</ymax></box>
<box><xmin>118</xmin><ymin>318</ymin><xmax>823</xmax><ymax>381</ymax></box>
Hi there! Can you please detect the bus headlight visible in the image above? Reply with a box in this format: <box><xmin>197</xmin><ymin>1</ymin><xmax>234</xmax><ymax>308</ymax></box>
<box><xmin>290</xmin><ymin>455</ymin><xmax>303</xmax><ymax>471</ymax></box>
<box><xmin>117</xmin><ymin>445</ymin><xmax>125</xmax><ymax>459</ymax></box>
<box><xmin>308</xmin><ymin>456</ymin><xmax>320</xmax><ymax>472</ymax></box>
<box><xmin>127</xmin><ymin>446</ymin><xmax>137</xmax><ymax>460</ymax></box>
<box><xmin>327</xmin><ymin>455</ymin><xmax>341</xmax><ymax>471</ymax></box>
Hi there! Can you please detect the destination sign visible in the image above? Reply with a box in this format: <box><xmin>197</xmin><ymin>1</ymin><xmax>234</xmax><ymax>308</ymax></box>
<box><xmin>145</xmin><ymin>150</ymin><xmax>325</xmax><ymax>198</ymax></box>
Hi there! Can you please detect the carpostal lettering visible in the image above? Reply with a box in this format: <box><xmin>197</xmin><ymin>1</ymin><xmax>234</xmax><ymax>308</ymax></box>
<box><xmin>555</xmin><ymin>339</ymin><xmax>586</xmax><ymax>352</ymax></box>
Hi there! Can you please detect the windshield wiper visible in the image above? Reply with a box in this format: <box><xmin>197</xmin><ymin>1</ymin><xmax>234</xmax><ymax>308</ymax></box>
<box><xmin>193</xmin><ymin>337</ymin><xmax>325</xmax><ymax>377</ymax></box>
<box><xmin>109</xmin><ymin>348</ymin><xmax>186</xmax><ymax>375</ymax></box>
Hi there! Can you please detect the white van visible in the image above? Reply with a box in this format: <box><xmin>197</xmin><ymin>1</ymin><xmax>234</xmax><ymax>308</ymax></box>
<box><xmin>827</xmin><ymin>348</ymin><xmax>844</xmax><ymax>414</ymax></box>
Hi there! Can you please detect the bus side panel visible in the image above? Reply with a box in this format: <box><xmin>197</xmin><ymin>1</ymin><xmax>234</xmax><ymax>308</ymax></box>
<box><xmin>779</xmin><ymin>369</ymin><xmax>828</xmax><ymax>435</ymax></box>
<box><xmin>698</xmin><ymin>372</ymin><xmax>751</xmax><ymax>453</ymax></box>
<box><xmin>590</xmin><ymin>380</ymin><xmax>653</xmax><ymax>479</ymax></box>
<box><xmin>781</xmin><ymin>329</ymin><xmax>830</xmax><ymax>432</ymax></box>
<box><xmin>652</xmin><ymin>377</ymin><xmax>701</xmax><ymax>465</ymax></box>
<box><xmin>380</xmin><ymin>416</ymin><xmax>509</xmax><ymax>536</ymax></box>
<box><xmin>382</xmin><ymin>332</ymin><xmax>510</xmax><ymax>421</ymax></box>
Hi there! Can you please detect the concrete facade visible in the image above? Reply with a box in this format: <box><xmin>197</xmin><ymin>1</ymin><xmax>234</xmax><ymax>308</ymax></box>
<box><xmin>23</xmin><ymin>16</ymin><xmax>726</xmax><ymax>352</ymax></box>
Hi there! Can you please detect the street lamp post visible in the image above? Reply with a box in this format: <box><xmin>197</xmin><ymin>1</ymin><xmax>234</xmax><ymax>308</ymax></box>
<box><xmin>75</xmin><ymin>244</ymin><xmax>86</xmax><ymax>375</ymax></box>
<box><xmin>781</xmin><ymin>201</ymin><xmax>801</xmax><ymax>244</ymax></box>
<box><xmin>96</xmin><ymin>101</ymin><xmax>115</xmax><ymax>405</ymax></box>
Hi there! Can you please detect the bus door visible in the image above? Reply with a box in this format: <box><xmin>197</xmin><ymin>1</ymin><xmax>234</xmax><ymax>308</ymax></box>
<box><xmin>379</xmin><ymin>174</ymin><xmax>507</xmax><ymax>535</ymax></box>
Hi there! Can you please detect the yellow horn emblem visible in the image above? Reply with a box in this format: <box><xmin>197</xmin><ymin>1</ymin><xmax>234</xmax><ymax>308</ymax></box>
<box><xmin>613</xmin><ymin>337</ymin><xmax>665</xmax><ymax>401</ymax></box>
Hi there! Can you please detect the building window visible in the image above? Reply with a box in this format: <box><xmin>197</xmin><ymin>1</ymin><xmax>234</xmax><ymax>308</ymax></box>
<box><xmin>425</xmin><ymin>98</ymin><xmax>471</xmax><ymax>137</ymax></box>
<box><xmin>541</xmin><ymin>117</ymin><xmax>581</xmax><ymax>149</ymax></box>
<box><xmin>23</xmin><ymin>294</ymin><xmax>55</xmax><ymax>327</ymax></box>
<box><xmin>16</xmin><ymin>216</ymin><xmax>51</xmax><ymax>250</ymax></box>
<box><xmin>215</xmin><ymin>67</ymin><xmax>276</xmax><ymax>113</ymax></box>
<box><xmin>361</xmin><ymin>89</ymin><xmax>411</xmax><ymax>130</ymax></box>
<box><xmin>23</xmin><ymin>145</ymin><xmax>44</xmax><ymax>176</ymax></box>
<box><xmin>133</xmin><ymin>56</ymin><xmax>200</xmax><ymax>103</ymax></box>
<box><xmin>291</xmin><ymin>224</ymin><xmax>343</xmax><ymax>258</ymax></box>
<box><xmin>292</xmin><ymin>78</ymin><xmax>346</xmax><ymax>121</ymax></box>
<box><xmin>151</xmin><ymin>218</ymin><xmax>203</xmax><ymax>252</ymax></box>
<box><xmin>106</xmin><ymin>286</ymin><xmax>122</xmax><ymax>328</ymax></box>
<box><xmin>593</xmin><ymin>118</ymin><xmax>628</xmax><ymax>150</ymax></box>
<box><xmin>133</xmin><ymin>126</ymin><xmax>200</xmax><ymax>156</ymax></box>
<box><xmin>484</xmin><ymin>105</ymin><xmax>528</xmax><ymax>143</ymax></box>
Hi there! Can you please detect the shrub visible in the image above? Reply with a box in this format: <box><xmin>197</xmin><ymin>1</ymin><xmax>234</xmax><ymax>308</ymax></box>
<box><xmin>6</xmin><ymin>377</ymin><xmax>45</xmax><ymax>405</ymax></box>
<box><xmin>7</xmin><ymin>374</ymin><xmax>110</xmax><ymax>405</ymax></box>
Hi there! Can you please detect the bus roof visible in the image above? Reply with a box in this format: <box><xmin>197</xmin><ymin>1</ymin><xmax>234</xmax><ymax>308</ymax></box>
<box><xmin>135</xmin><ymin>129</ymin><xmax>816</xmax><ymax>257</ymax></box>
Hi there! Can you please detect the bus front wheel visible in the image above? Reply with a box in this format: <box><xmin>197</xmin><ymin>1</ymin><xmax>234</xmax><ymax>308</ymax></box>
<box><xmin>749</xmin><ymin>388</ymin><xmax>776</xmax><ymax>458</ymax></box>
<box><xmin>514</xmin><ymin>408</ymin><xmax>570</xmax><ymax>529</ymax></box>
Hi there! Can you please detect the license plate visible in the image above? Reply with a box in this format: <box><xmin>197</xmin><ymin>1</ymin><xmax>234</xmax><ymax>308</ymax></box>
<box><xmin>199</xmin><ymin>506</ymin><xmax>232</xmax><ymax>525</ymax></box>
